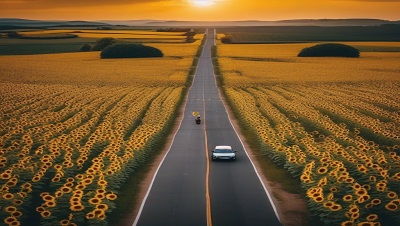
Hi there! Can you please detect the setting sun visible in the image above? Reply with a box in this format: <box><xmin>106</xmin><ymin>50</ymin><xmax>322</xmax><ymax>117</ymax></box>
<box><xmin>189</xmin><ymin>0</ymin><xmax>215</xmax><ymax>7</ymax></box>
<box><xmin>0</xmin><ymin>0</ymin><xmax>399</xmax><ymax>21</ymax></box>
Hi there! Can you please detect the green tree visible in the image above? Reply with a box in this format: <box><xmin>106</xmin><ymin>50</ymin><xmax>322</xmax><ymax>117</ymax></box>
<box><xmin>100</xmin><ymin>43</ymin><xmax>164</xmax><ymax>59</ymax></box>
<box><xmin>298</xmin><ymin>43</ymin><xmax>360</xmax><ymax>57</ymax></box>
<box><xmin>92</xmin><ymin>37</ymin><xmax>117</xmax><ymax>51</ymax></box>
<box><xmin>80</xmin><ymin>43</ymin><xmax>92</xmax><ymax>52</ymax></box>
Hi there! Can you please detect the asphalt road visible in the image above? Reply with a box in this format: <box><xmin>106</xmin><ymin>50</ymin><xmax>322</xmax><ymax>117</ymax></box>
<box><xmin>133</xmin><ymin>29</ymin><xmax>281</xmax><ymax>226</ymax></box>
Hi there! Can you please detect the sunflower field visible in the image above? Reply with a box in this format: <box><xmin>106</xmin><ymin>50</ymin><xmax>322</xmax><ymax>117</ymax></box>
<box><xmin>0</xmin><ymin>34</ymin><xmax>203</xmax><ymax>225</ymax></box>
<box><xmin>216</xmin><ymin>41</ymin><xmax>400</xmax><ymax>226</ymax></box>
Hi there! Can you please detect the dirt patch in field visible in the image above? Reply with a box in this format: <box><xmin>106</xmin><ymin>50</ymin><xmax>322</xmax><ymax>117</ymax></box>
<box><xmin>122</xmin><ymin>90</ymin><xmax>309</xmax><ymax>226</ymax></box>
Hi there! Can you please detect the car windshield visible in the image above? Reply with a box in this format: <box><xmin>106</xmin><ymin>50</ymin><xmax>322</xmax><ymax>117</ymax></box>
<box><xmin>214</xmin><ymin>149</ymin><xmax>232</xmax><ymax>153</ymax></box>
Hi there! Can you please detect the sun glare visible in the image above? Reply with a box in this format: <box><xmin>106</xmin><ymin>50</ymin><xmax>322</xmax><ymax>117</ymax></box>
<box><xmin>189</xmin><ymin>0</ymin><xmax>215</xmax><ymax>7</ymax></box>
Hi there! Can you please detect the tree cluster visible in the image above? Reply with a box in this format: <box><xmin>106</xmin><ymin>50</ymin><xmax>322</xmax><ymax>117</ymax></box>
<box><xmin>100</xmin><ymin>43</ymin><xmax>164</xmax><ymax>59</ymax></box>
<box><xmin>298</xmin><ymin>43</ymin><xmax>360</xmax><ymax>57</ymax></box>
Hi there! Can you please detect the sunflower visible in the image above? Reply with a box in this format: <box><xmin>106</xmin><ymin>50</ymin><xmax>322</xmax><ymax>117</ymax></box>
<box><xmin>22</xmin><ymin>187</ymin><xmax>32</xmax><ymax>193</ymax></box>
<box><xmin>4</xmin><ymin>217</ymin><xmax>17</xmax><ymax>224</ymax></box>
<box><xmin>300</xmin><ymin>175</ymin><xmax>311</xmax><ymax>183</ymax></box>
<box><xmin>70</xmin><ymin>197</ymin><xmax>80</xmax><ymax>202</ymax></box>
<box><xmin>42</xmin><ymin>195</ymin><xmax>55</xmax><ymax>202</ymax></box>
<box><xmin>330</xmin><ymin>204</ymin><xmax>342</xmax><ymax>211</ymax></box>
<box><xmin>98</xmin><ymin>180</ymin><xmax>107</xmax><ymax>186</ymax></box>
<box><xmin>343</xmin><ymin>195</ymin><xmax>353</xmax><ymax>202</ymax></box>
<box><xmin>351</xmin><ymin>212</ymin><xmax>360</xmax><ymax>220</ymax></box>
<box><xmin>45</xmin><ymin>201</ymin><xmax>56</xmax><ymax>208</ymax></box>
<box><xmin>356</xmin><ymin>222</ymin><xmax>374</xmax><ymax>226</ymax></box>
<box><xmin>385</xmin><ymin>203</ymin><xmax>398</xmax><ymax>211</ymax></box>
<box><xmin>314</xmin><ymin>196</ymin><xmax>324</xmax><ymax>202</ymax></box>
<box><xmin>73</xmin><ymin>190</ymin><xmax>83</xmax><ymax>196</ymax></box>
<box><xmin>75</xmin><ymin>184</ymin><xmax>86</xmax><ymax>190</ymax></box>
<box><xmin>96</xmin><ymin>204</ymin><xmax>109</xmax><ymax>211</ymax></box>
<box><xmin>51</xmin><ymin>177</ymin><xmax>60</xmax><ymax>182</ymax></box>
<box><xmin>61</xmin><ymin>187</ymin><xmax>72</xmax><ymax>193</ymax></box>
<box><xmin>341</xmin><ymin>221</ymin><xmax>354</xmax><ymax>226</ymax></box>
<box><xmin>98</xmin><ymin>213</ymin><xmax>106</xmax><ymax>220</ymax></box>
<box><xmin>5</xmin><ymin>206</ymin><xmax>17</xmax><ymax>213</ymax></box>
<box><xmin>345</xmin><ymin>178</ymin><xmax>354</xmax><ymax>183</ymax></box>
<box><xmin>349</xmin><ymin>205</ymin><xmax>359</xmax><ymax>213</ymax></box>
<box><xmin>1</xmin><ymin>186</ymin><xmax>9</xmax><ymax>192</ymax></box>
<box><xmin>70</xmin><ymin>204</ymin><xmax>84</xmax><ymax>211</ymax></box>
<box><xmin>363</xmin><ymin>185</ymin><xmax>371</xmax><ymax>190</ymax></box>
<box><xmin>70</xmin><ymin>201</ymin><xmax>80</xmax><ymax>206</ymax></box>
<box><xmin>355</xmin><ymin>189</ymin><xmax>367</xmax><ymax>196</ymax></box>
<box><xmin>366</xmin><ymin>214</ymin><xmax>378</xmax><ymax>221</ymax></box>
<box><xmin>93</xmin><ymin>209</ymin><xmax>105</xmax><ymax>216</ymax></box>
<box><xmin>31</xmin><ymin>176</ymin><xmax>41</xmax><ymax>182</ymax></box>
<box><xmin>36</xmin><ymin>206</ymin><xmax>45</xmax><ymax>213</ymax></box>
<box><xmin>64</xmin><ymin>182</ymin><xmax>74</xmax><ymax>187</ymax></box>
<box><xmin>60</xmin><ymin>219</ymin><xmax>69</xmax><ymax>226</ymax></box>
<box><xmin>11</xmin><ymin>211</ymin><xmax>22</xmax><ymax>218</ymax></box>
<box><xmin>75</xmin><ymin>174</ymin><xmax>84</xmax><ymax>180</ymax></box>
<box><xmin>89</xmin><ymin>198</ymin><xmax>101</xmax><ymax>205</ymax></box>
<box><xmin>352</xmin><ymin>183</ymin><xmax>362</xmax><ymax>190</ymax></box>
<box><xmin>3</xmin><ymin>193</ymin><xmax>14</xmax><ymax>200</ymax></box>
<box><xmin>317</xmin><ymin>167</ymin><xmax>328</xmax><ymax>174</ymax></box>
<box><xmin>40</xmin><ymin>210</ymin><xmax>51</xmax><ymax>218</ymax></box>
<box><xmin>327</xmin><ymin>193</ymin><xmax>334</xmax><ymax>200</ymax></box>
<box><xmin>362</xmin><ymin>200</ymin><xmax>373</xmax><ymax>209</ymax></box>
<box><xmin>330</xmin><ymin>187</ymin><xmax>338</xmax><ymax>192</ymax></box>
<box><xmin>323</xmin><ymin>201</ymin><xmax>334</xmax><ymax>208</ymax></box>
<box><xmin>357</xmin><ymin>195</ymin><xmax>370</xmax><ymax>203</ymax></box>
<box><xmin>55</xmin><ymin>191</ymin><xmax>63</xmax><ymax>198</ymax></box>
<box><xmin>66</xmin><ymin>178</ymin><xmax>75</xmax><ymax>182</ymax></box>
<box><xmin>376</xmin><ymin>187</ymin><xmax>386</xmax><ymax>192</ymax></box>
<box><xmin>86</xmin><ymin>212</ymin><xmax>95</xmax><ymax>219</ymax></box>
<box><xmin>1</xmin><ymin>172</ymin><xmax>12</xmax><ymax>179</ymax></box>
<box><xmin>105</xmin><ymin>193</ymin><xmax>117</xmax><ymax>200</ymax></box>
<box><xmin>95</xmin><ymin>193</ymin><xmax>105</xmax><ymax>199</ymax></box>
<box><xmin>391</xmin><ymin>199</ymin><xmax>400</xmax><ymax>205</ymax></box>
<box><xmin>387</xmin><ymin>191</ymin><xmax>397</xmax><ymax>199</ymax></box>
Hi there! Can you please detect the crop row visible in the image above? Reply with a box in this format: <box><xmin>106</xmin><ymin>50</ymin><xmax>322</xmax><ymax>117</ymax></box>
<box><xmin>0</xmin><ymin>83</ymin><xmax>185</xmax><ymax>225</ymax></box>
<box><xmin>224</xmin><ymin>83</ymin><xmax>399</xmax><ymax>226</ymax></box>
<box><xmin>215</xmin><ymin>36</ymin><xmax>400</xmax><ymax>226</ymax></box>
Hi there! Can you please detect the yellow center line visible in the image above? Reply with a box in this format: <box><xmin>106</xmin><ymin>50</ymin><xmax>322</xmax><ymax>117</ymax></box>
<box><xmin>203</xmin><ymin>60</ymin><xmax>213</xmax><ymax>226</ymax></box>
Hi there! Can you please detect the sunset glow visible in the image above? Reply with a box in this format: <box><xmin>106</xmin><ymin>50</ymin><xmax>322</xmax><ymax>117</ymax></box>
<box><xmin>189</xmin><ymin>0</ymin><xmax>215</xmax><ymax>7</ymax></box>
<box><xmin>0</xmin><ymin>0</ymin><xmax>399</xmax><ymax>21</ymax></box>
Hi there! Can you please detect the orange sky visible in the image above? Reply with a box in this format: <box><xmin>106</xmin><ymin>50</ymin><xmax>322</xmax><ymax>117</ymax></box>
<box><xmin>0</xmin><ymin>0</ymin><xmax>399</xmax><ymax>21</ymax></box>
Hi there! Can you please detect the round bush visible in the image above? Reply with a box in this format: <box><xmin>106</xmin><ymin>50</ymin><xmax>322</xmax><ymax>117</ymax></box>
<box><xmin>100</xmin><ymin>43</ymin><xmax>164</xmax><ymax>59</ymax></box>
<box><xmin>80</xmin><ymin>43</ymin><xmax>91</xmax><ymax>52</ymax></box>
<box><xmin>297</xmin><ymin>43</ymin><xmax>360</xmax><ymax>58</ymax></box>
<box><xmin>92</xmin><ymin>37</ymin><xmax>117</xmax><ymax>51</ymax></box>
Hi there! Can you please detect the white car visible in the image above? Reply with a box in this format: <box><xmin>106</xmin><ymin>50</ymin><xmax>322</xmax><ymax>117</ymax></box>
<box><xmin>212</xmin><ymin>145</ymin><xmax>236</xmax><ymax>161</ymax></box>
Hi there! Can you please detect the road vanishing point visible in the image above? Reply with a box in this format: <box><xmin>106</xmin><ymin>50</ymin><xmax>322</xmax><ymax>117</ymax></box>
<box><xmin>133</xmin><ymin>29</ymin><xmax>281</xmax><ymax>226</ymax></box>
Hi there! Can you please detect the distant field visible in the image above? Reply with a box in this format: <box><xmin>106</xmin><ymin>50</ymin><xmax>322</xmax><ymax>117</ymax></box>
<box><xmin>0</xmin><ymin>29</ymin><xmax>201</xmax><ymax>55</ymax></box>
<box><xmin>0</xmin><ymin>33</ymin><xmax>203</xmax><ymax>225</ymax></box>
<box><xmin>218</xmin><ymin>26</ymin><xmax>400</xmax><ymax>43</ymax></box>
<box><xmin>216</xmin><ymin>40</ymin><xmax>400</xmax><ymax>226</ymax></box>
<box><xmin>217</xmin><ymin>42</ymin><xmax>400</xmax><ymax>83</ymax></box>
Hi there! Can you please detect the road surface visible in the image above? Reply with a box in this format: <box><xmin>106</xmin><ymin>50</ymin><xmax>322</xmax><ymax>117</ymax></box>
<box><xmin>133</xmin><ymin>29</ymin><xmax>281</xmax><ymax>226</ymax></box>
